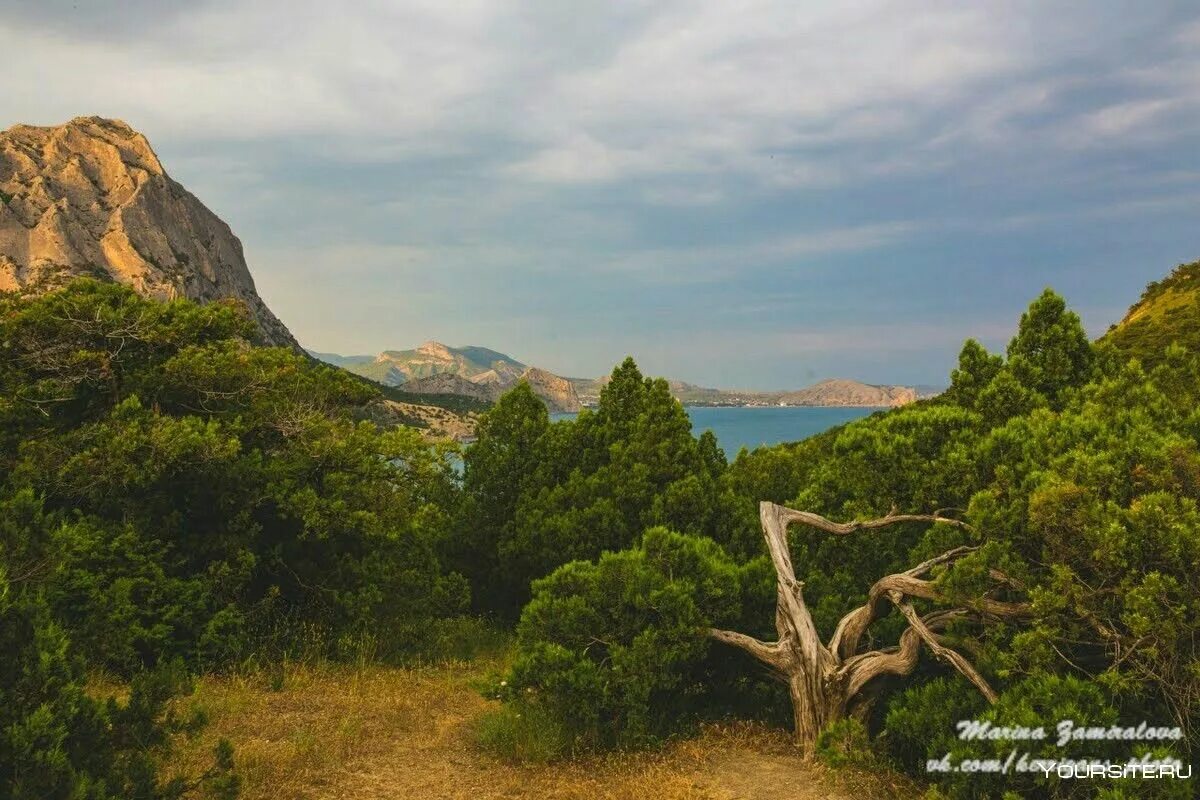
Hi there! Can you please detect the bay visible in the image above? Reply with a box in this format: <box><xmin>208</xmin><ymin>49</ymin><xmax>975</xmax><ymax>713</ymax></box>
<box><xmin>551</xmin><ymin>405</ymin><xmax>881</xmax><ymax>459</ymax></box>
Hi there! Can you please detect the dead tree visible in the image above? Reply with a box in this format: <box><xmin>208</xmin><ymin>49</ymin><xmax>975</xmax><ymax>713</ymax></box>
<box><xmin>710</xmin><ymin>501</ymin><xmax>1030</xmax><ymax>756</ymax></box>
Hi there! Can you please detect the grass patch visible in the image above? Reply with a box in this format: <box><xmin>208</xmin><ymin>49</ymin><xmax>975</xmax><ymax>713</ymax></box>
<box><xmin>816</xmin><ymin>718</ymin><xmax>881</xmax><ymax>770</ymax></box>
<box><xmin>475</xmin><ymin>702</ymin><xmax>570</xmax><ymax>763</ymax></box>
<box><xmin>163</xmin><ymin>658</ymin><xmax>498</xmax><ymax>799</ymax></box>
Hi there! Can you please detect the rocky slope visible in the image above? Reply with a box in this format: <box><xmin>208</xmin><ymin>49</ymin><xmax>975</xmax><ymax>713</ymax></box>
<box><xmin>516</xmin><ymin>367</ymin><xmax>582</xmax><ymax>413</ymax></box>
<box><xmin>0</xmin><ymin>116</ymin><xmax>296</xmax><ymax>347</ymax></box>
<box><xmin>360</xmin><ymin>399</ymin><xmax>480</xmax><ymax>442</ymax></box>
<box><xmin>374</xmin><ymin>342</ymin><xmax>525</xmax><ymax>384</ymax></box>
<box><xmin>402</xmin><ymin>372</ymin><xmax>501</xmax><ymax>404</ymax></box>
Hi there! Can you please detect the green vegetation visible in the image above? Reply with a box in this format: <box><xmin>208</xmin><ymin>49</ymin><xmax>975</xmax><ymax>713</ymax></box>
<box><xmin>450</xmin><ymin>360</ymin><xmax>732</xmax><ymax>620</ymax></box>
<box><xmin>0</xmin><ymin>574</ymin><xmax>238</xmax><ymax>799</ymax></box>
<box><xmin>487</xmin><ymin>281</ymin><xmax>1200</xmax><ymax>798</ymax></box>
<box><xmin>474</xmin><ymin>702</ymin><xmax>570</xmax><ymax>764</ymax></box>
<box><xmin>0</xmin><ymin>280</ymin><xmax>473</xmax><ymax>796</ymax></box>
<box><xmin>1105</xmin><ymin>259</ymin><xmax>1200</xmax><ymax>368</ymax></box>
<box><xmin>4</xmin><ymin>266</ymin><xmax>1200</xmax><ymax>798</ymax></box>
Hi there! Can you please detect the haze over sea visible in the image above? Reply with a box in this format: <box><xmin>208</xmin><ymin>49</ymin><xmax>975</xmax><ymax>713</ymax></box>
<box><xmin>552</xmin><ymin>406</ymin><xmax>880</xmax><ymax>459</ymax></box>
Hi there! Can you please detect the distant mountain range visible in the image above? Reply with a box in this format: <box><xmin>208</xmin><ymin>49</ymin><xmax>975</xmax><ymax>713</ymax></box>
<box><xmin>308</xmin><ymin>342</ymin><xmax>583</xmax><ymax>412</ymax></box>
<box><xmin>311</xmin><ymin>344</ymin><xmax>939</xmax><ymax>411</ymax></box>
<box><xmin>570</xmin><ymin>375</ymin><xmax>933</xmax><ymax>408</ymax></box>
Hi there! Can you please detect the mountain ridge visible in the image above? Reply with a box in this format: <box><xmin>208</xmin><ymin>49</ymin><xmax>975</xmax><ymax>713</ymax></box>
<box><xmin>312</xmin><ymin>341</ymin><xmax>582</xmax><ymax>412</ymax></box>
<box><xmin>313</xmin><ymin>344</ymin><xmax>930</xmax><ymax>410</ymax></box>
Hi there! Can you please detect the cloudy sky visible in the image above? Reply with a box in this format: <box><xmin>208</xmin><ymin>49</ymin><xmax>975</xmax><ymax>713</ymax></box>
<box><xmin>3</xmin><ymin>1</ymin><xmax>1198</xmax><ymax>387</ymax></box>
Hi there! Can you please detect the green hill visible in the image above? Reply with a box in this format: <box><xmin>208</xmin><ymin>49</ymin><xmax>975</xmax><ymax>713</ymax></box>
<box><xmin>1104</xmin><ymin>259</ymin><xmax>1200</xmax><ymax>366</ymax></box>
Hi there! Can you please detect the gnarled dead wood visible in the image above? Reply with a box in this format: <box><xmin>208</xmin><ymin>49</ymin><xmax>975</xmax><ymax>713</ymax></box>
<box><xmin>707</xmin><ymin>501</ymin><xmax>1029</xmax><ymax>756</ymax></box>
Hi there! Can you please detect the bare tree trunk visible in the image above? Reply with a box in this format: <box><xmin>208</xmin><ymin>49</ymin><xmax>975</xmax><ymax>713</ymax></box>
<box><xmin>709</xmin><ymin>501</ymin><xmax>1029</xmax><ymax>756</ymax></box>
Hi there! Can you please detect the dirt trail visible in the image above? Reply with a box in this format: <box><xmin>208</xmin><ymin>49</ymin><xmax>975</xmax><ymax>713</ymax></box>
<box><xmin>172</xmin><ymin>660</ymin><xmax>918</xmax><ymax>800</ymax></box>
<box><xmin>325</xmin><ymin>720</ymin><xmax>857</xmax><ymax>800</ymax></box>
<box><xmin>317</xmin><ymin>678</ymin><xmax>895</xmax><ymax>800</ymax></box>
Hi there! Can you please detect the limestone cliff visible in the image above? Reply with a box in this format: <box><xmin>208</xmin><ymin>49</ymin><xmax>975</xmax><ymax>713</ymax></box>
<box><xmin>518</xmin><ymin>366</ymin><xmax>581</xmax><ymax>412</ymax></box>
<box><xmin>0</xmin><ymin>116</ymin><xmax>296</xmax><ymax>347</ymax></box>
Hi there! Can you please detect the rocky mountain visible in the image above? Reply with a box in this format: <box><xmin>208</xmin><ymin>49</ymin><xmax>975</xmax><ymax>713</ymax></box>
<box><xmin>0</xmin><ymin>116</ymin><xmax>482</xmax><ymax>439</ymax></box>
<box><xmin>312</xmin><ymin>342</ymin><xmax>583</xmax><ymax>412</ymax></box>
<box><xmin>360</xmin><ymin>398</ymin><xmax>480</xmax><ymax>442</ymax></box>
<box><xmin>374</xmin><ymin>342</ymin><xmax>525</xmax><ymax>384</ymax></box>
<box><xmin>306</xmin><ymin>350</ymin><xmax>375</xmax><ymax>369</ymax></box>
<box><xmin>0</xmin><ymin>116</ymin><xmax>296</xmax><ymax>347</ymax></box>
<box><xmin>775</xmin><ymin>379</ymin><xmax>916</xmax><ymax>407</ymax></box>
<box><xmin>911</xmin><ymin>384</ymin><xmax>948</xmax><ymax>399</ymax></box>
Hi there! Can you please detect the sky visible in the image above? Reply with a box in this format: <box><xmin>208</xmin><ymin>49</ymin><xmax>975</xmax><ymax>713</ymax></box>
<box><xmin>2</xmin><ymin>1</ymin><xmax>1199</xmax><ymax>388</ymax></box>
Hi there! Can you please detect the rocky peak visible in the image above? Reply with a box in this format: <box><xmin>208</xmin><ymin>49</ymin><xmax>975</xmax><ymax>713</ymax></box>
<box><xmin>0</xmin><ymin>116</ymin><xmax>297</xmax><ymax>348</ymax></box>
<box><xmin>416</xmin><ymin>340</ymin><xmax>456</xmax><ymax>360</ymax></box>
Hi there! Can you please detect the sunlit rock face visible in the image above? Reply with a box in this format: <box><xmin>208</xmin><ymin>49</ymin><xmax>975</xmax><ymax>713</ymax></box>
<box><xmin>0</xmin><ymin>116</ymin><xmax>296</xmax><ymax>348</ymax></box>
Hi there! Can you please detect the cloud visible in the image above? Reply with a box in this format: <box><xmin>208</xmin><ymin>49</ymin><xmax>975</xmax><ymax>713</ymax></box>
<box><xmin>6</xmin><ymin>0</ymin><xmax>1196</xmax><ymax>180</ymax></box>
<box><xmin>590</xmin><ymin>221</ymin><xmax>919</xmax><ymax>284</ymax></box>
<box><xmin>2</xmin><ymin>1</ymin><xmax>1198</xmax><ymax>387</ymax></box>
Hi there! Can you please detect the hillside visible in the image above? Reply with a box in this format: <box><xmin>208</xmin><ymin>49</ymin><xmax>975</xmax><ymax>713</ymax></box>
<box><xmin>0</xmin><ymin>116</ymin><xmax>297</xmax><ymax>347</ymax></box>
<box><xmin>402</xmin><ymin>372</ymin><xmax>500</xmax><ymax>404</ymax></box>
<box><xmin>1104</xmin><ymin>259</ymin><xmax>1200</xmax><ymax>366</ymax></box>
<box><xmin>571</xmin><ymin>375</ymin><xmax>920</xmax><ymax>408</ymax></box>
<box><xmin>777</xmin><ymin>378</ymin><xmax>917</xmax><ymax>406</ymax></box>
<box><xmin>313</xmin><ymin>342</ymin><xmax>583</xmax><ymax>412</ymax></box>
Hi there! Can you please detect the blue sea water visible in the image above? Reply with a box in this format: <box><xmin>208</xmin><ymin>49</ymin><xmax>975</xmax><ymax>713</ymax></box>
<box><xmin>551</xmin><ymin>405</ymin><xmax>880</xmax><ymax>459</ymax></box>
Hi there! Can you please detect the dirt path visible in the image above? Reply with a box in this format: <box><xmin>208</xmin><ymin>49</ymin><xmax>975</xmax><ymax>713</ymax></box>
<box><xmin>170</xmin><ymin>660</ymin><xmax>919</xmax><ymax>800</ymax></box>
<box><xmin>324</xmin><ymin>707</ymin><xmax>854</xmax><ymax>800</ymax></box>
<box><xmin>330</xmin><ymin>745</ymin><xmax>861</xmax><ymax>800</ymax></box>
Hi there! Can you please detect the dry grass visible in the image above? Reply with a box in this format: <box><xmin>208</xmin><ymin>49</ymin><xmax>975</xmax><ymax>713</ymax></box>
<box><xmin>151</xmin><ymin>657</ymin><xmax>923</xmax><ymax>800</ymax></box>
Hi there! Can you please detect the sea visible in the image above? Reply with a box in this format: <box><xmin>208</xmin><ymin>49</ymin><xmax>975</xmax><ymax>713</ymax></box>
<box><xmin>550</xmin><ymin>405</ymin><xmax>881</xmax><ymax>459</ymax></box>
